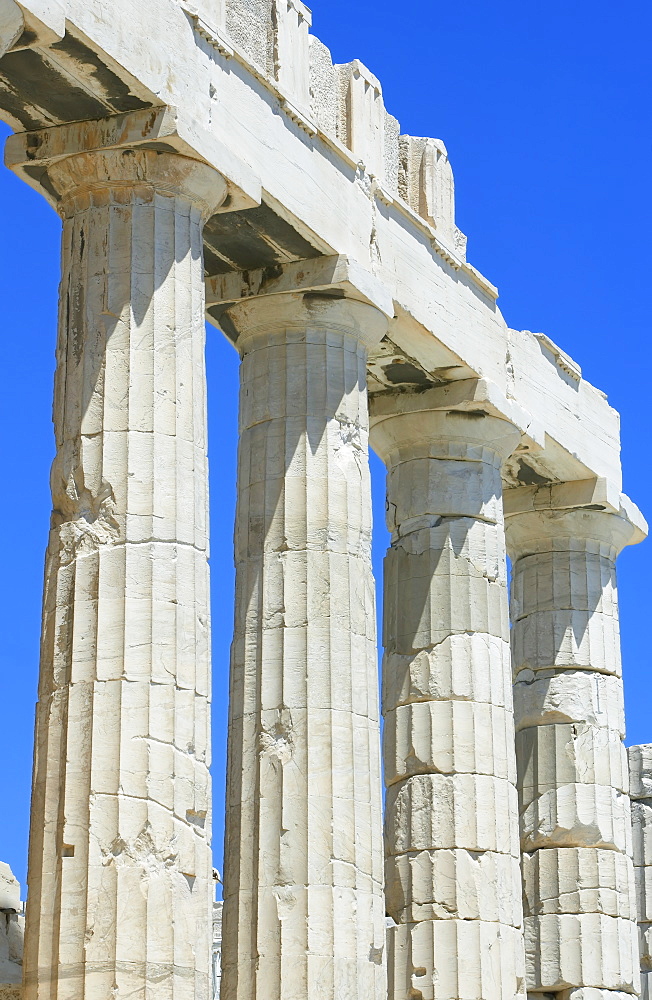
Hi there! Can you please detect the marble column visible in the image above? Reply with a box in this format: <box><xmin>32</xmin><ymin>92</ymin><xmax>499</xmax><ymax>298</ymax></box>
<box><xmin>506</xmin><ymin>501</ymin><xmax>642</xmax><ymax>1000</ymax></box>
<box><xmin>370</xmin><ymin>386</ymin><xmax>527</xmax><ymax>1000</ymax></box>
<box><xmin>24</xmin><ymin>148</ymin><xmax>227</xmax><ymax>1000</ymax></box>
<box><xmin>221</xmin><ymin>292</ymin><xmax>389</xmax><ymax>1000</ymax></box>
<box><xmin>629</xmin><ymin>745</ymin><xmax>652</xmax><ymax>1000</ymax></box>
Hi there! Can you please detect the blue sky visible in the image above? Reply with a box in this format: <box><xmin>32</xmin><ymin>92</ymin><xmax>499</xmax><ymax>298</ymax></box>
<box><xmin>0</xmin><ymin>0</ymin><xmax>650</xmax><ymax>890</ymax></box>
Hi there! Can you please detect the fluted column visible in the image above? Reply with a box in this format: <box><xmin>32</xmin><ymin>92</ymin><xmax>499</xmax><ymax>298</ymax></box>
<box><xmin>505</xmin><ymin>500</ymin><xmax>642</xmax><ymax>1000</ymax></box>
<box><xmin>221</xmin><ymin>293</ymin><xmax>389</xmax><ymax>1000</ymax></box>
<box><xmin>24</xmin><ymin>148</ymin><xmax>227</xmax><ymax>1000</ymax></box>
<box><xmin>629</xmin><ymin>745</ymin><xmax>652</xmax><ymax>1000</ymax></box>
<box><xmin>370</xmin><ymin>386</ymin><xmax>527</xmax><ymax>1000</ymax></box>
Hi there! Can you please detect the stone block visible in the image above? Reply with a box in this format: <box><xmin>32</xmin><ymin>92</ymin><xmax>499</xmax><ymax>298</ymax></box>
<box><xmin>273</xmin><ymin>0</ymin><xmax>311</xmax><ymax>111</ymax></box>
<box><xmin>635</xmin><ymin>865</ymin><xmax>652</xmax><ymax>922</ymax></box>
<box><xmin>384</xmin><ymin>701</ymin><xmax>516</xmax><ymax>785</ymax></box>
<box><xmin>336</xmin><ymin>60</ymin><xmax>386</xmax><ymax>180</ymax></box>
<box><xmin>383</xmin><ymin>526</ymin><xmax>510</xmax><ymax>649</ymax></box>
<box><xmin>308</xmin><ymin>35</ymin><xmax>338</xmax><ymax>136</ymax></box>
<box><xmin>631</xmin><ymin>801</ymin><xmax>652</xmax><ymax>867</ymax></box>
<box><xmin>520</xmin><ymin>783</ymin><xmax>632</xmax><ymax>854</ymax></box>
<box><xmin>383</xmin><ymin>633</ymin><xmax>512</xmax><ymax>711</ymax></box>
<box><xmin>386</xmin><ymin>773</ymin><xmax>520</xmax><ymax>857</ymax></box>
<box><xmin>510</xmin><ymin>547</ymin><xmax>618</xmax><ymax>621</ymax></box>
<box><xmin>517</xmin><ymin>724</ymin><xmax>629</xmax><ymax>800</ymax></box>
<box><xmin>639</xmin><ymin>921</ymin><xmax>652</xmax><ymax>967</ymax></box>
<box><xmin>385</xmin><ymin>848</ymin><xmax>522</xmax><ymax>927</ymax></box>
<box><xmin>557</xmin><ymin>992</ymin><xmax>640</xmax><ymax>1000</ymax></box>
<box><xmin>522</xmin><ymin>848</ymin><xmax>636</xmax><ymax>920</ymax></box>
<box><xmin>642</xmin><ymin>973</ymin><xmax>652</xmax><ymax>1000</ymax></box>
<box><xmin>629</xmin><ymin>744</ymin><xmax>652</xmax><ymax>800</ymax></box>
<box><xmin>524</xmin><ymin>913</ymin><xmax>640</xmax><ymax>992</ymax></box>
<box><xmin>512</xmin><ymin>609</ymin><xmax>622</xmax><ymax>676</ymax></box>
<box><xmin>0</xmin><ymin>866</ymin><xmax>19</xmax><ymax>914</ymax></box>
<box><xmin>385</xmin><ymin>453</ymin><xmax>504</xmax><ymax>528</ymax></box>
<box><xmin>513</xmin><ymin>669</ymin><xmax>625</xmax><ymax>735</ymax></box>
<box><xmin>388</xmin><ymin>918</ymin><xmax>526</xmax><ymax>1000</ymax></box>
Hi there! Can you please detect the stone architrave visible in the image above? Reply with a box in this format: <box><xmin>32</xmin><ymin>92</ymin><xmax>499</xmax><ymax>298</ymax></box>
<box><xmin>505</xmin><ymin>492</ymin><xmax>645</xmax><ymax>1000</ymax></box>
<box><xmin>23</xmin><ymin>148</ymin><xmax>227</xmax><ymax>1000</ymax></box>
<box><xmin>221</xmin><ymin>291</ymin><xmax>389</xmax><ymax>1000</ymax></box>
<box><xmin>370</xmin><ymin>382</ymin><xmax>527</xmax><ymax>1000</ymax></box>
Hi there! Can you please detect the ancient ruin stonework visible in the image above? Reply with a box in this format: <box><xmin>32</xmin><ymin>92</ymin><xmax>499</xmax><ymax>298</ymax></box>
<box><xmin>0</xmin><ymin>2</ymin><xmax>647</xmax><ymax>999</ymax></box>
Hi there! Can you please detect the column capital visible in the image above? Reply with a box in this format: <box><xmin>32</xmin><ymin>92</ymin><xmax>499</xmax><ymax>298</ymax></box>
<box><xmin>210</xmin><ymin>254</ymin><xmax>394</xmax><ymax>352</ymax></box>
<box><xmin>369</xmin><ymin>377</ymin><xmax>540</xmax><ymax>466</ymax></box>
<box><xmin>504</xmin><ymin>478</ymin><xmax>647</xmax><ymax>557</ymax></box>
<box><xmin>46</xmin><ymin>147</ymin><xmax>228</xmax><ymax>221</ymax></box>
<box><xmin>221</xmin><ymin>288</ymin><xmax>392</xmax><ymax>357</ymax></box>
<box><xmin>4</xmin><ymin>105</ymin><xmax>260</xmax><ymax>212</ymax></box>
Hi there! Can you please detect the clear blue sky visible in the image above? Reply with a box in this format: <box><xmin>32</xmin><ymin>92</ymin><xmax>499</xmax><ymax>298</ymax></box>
<box><xmin>1</xmin><ymin>0</ymin><xmax>650</xmax><ymax>891</ymax></box>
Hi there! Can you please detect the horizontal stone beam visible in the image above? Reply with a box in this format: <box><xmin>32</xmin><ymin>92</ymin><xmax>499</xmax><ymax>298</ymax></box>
<box><xmin>4</xmin><ymin>105</ymin><xmax>261</xmax><ymax>212</ymax></box>
<box><xmin>206</xmin><ymin>254</ymin><xmax>395</xmax><ymax>321</ymax></box>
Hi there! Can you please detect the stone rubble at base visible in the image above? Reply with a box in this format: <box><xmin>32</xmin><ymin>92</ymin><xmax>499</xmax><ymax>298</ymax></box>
<box><xmin>0</xmin><ymin>1</ymin><xmax>649</xmax><ymax>998</ymax></box>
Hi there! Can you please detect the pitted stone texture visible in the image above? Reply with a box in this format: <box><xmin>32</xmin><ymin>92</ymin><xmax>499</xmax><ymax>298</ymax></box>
<box><xmin>24</xmin><ymin>150</ymin><xmax>225</xmax><ymax>1000</ymax></box>
<box><xmin>222</xmin><ymin>296</ymin><xmax>388</xmax><ymax>1000</ymax></box>
<box><xmin>629</xmin><ymin>745</ymin><xmax>652</xmax><ymax>801</ymax></box>
<box><xmin>517</xmin><ymin>724</ymin><xmax>630</xmax><ymax>800</ymax></box>
<box><xmin>384</xmin><ymin>701</ymin><xmax>516</xmax><ymax>785</ymax></box>
<box><xmin>386</xmin><ymin>849</ymin><xmax>522</xmax><ymax>927</ymax></box>
<box><xmin>524</xmin><ymin>913</ymin><xmax>640</xmax><ymax>993</ymax></box>
<box><xmin>522</xmin><ymin>849</ymin><xmax>636</xmax><ymax>920</ymax></box>
<box><xmin>511</xmin><ymin>544</ymin><xmax>620</xmax><ymax>620</ymax></box>
<box><xmin>514</xmin><ymin>670</ymin><xmax>625</xmax><ymax>736</ymax></box>
<box><xmin>388</xmin><ymin>919</ymin><xmax>526</xmax><ymax>1000</ymax></box>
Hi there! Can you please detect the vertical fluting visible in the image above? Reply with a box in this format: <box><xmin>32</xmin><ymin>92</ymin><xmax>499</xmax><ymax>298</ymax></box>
<box><xmin>221</xmin><ymin>294</ymin><xmax>389</xmax><ymax>1000</ymax></box>
<box><xmin>370</xmin><ymin>395</ymin><xmax>527</xmax><ymax>1000</ymax></box>
<box><xmin>506</xmin><ymin>507</ymin><xmax>640</xmax><ymax>1000</ymax></box>
<box><xmin>24</xmin><ymin>149</ymin><xmax>227</xmax><ymax>1000</ymax></box>
<box><xmin>629</xmin><ymin>745</ymin><xmax>652</xmax><ymax>1000</ymax></box>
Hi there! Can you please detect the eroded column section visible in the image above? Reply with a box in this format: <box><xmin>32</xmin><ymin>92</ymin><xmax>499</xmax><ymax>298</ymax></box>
<box><xmin>370</xmin><ymin>385</ymin><xmax>527</xmax><ymax>1000</ymax></box>
<box><xmin>25</xmin><ymin>149</ymin><xmax>227</xmax><ymax>1000</ymax></box>
<box><xmin>628</xmin><ymin>745</ymin><xmax>652</xmax><ymax>1000</ymax></box>
<box><xmin>221</xmin><ymin>293</ymin><xmax>389</xmax><ymax>1000</ymax></box>
<box><xmin>506</xmin><ymin>497</ymin><xmax>644</xmax><ymax>1000</ymax></box>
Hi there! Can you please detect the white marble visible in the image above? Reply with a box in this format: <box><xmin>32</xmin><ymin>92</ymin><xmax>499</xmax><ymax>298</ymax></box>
<box><xmin>23</xmin><ymin>149</ymin><xmax>226</xmax><ymax>1000</ymax></box>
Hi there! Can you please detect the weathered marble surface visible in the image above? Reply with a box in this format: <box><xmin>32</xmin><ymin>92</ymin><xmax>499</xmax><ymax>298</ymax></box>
<box><xmin>506</xmin><ymin>501</ymin><xmax>643</xmax><ymax>997</ymax></box>
<box><xmin>221</xmin><ymin>293</ymin><xmax>389</xmax><ymax>1000</ymax></box>
<box><xmin>372</xmin><ymin>385</ymin><xmax>527</xmax><ymax>1000</ymax></box>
